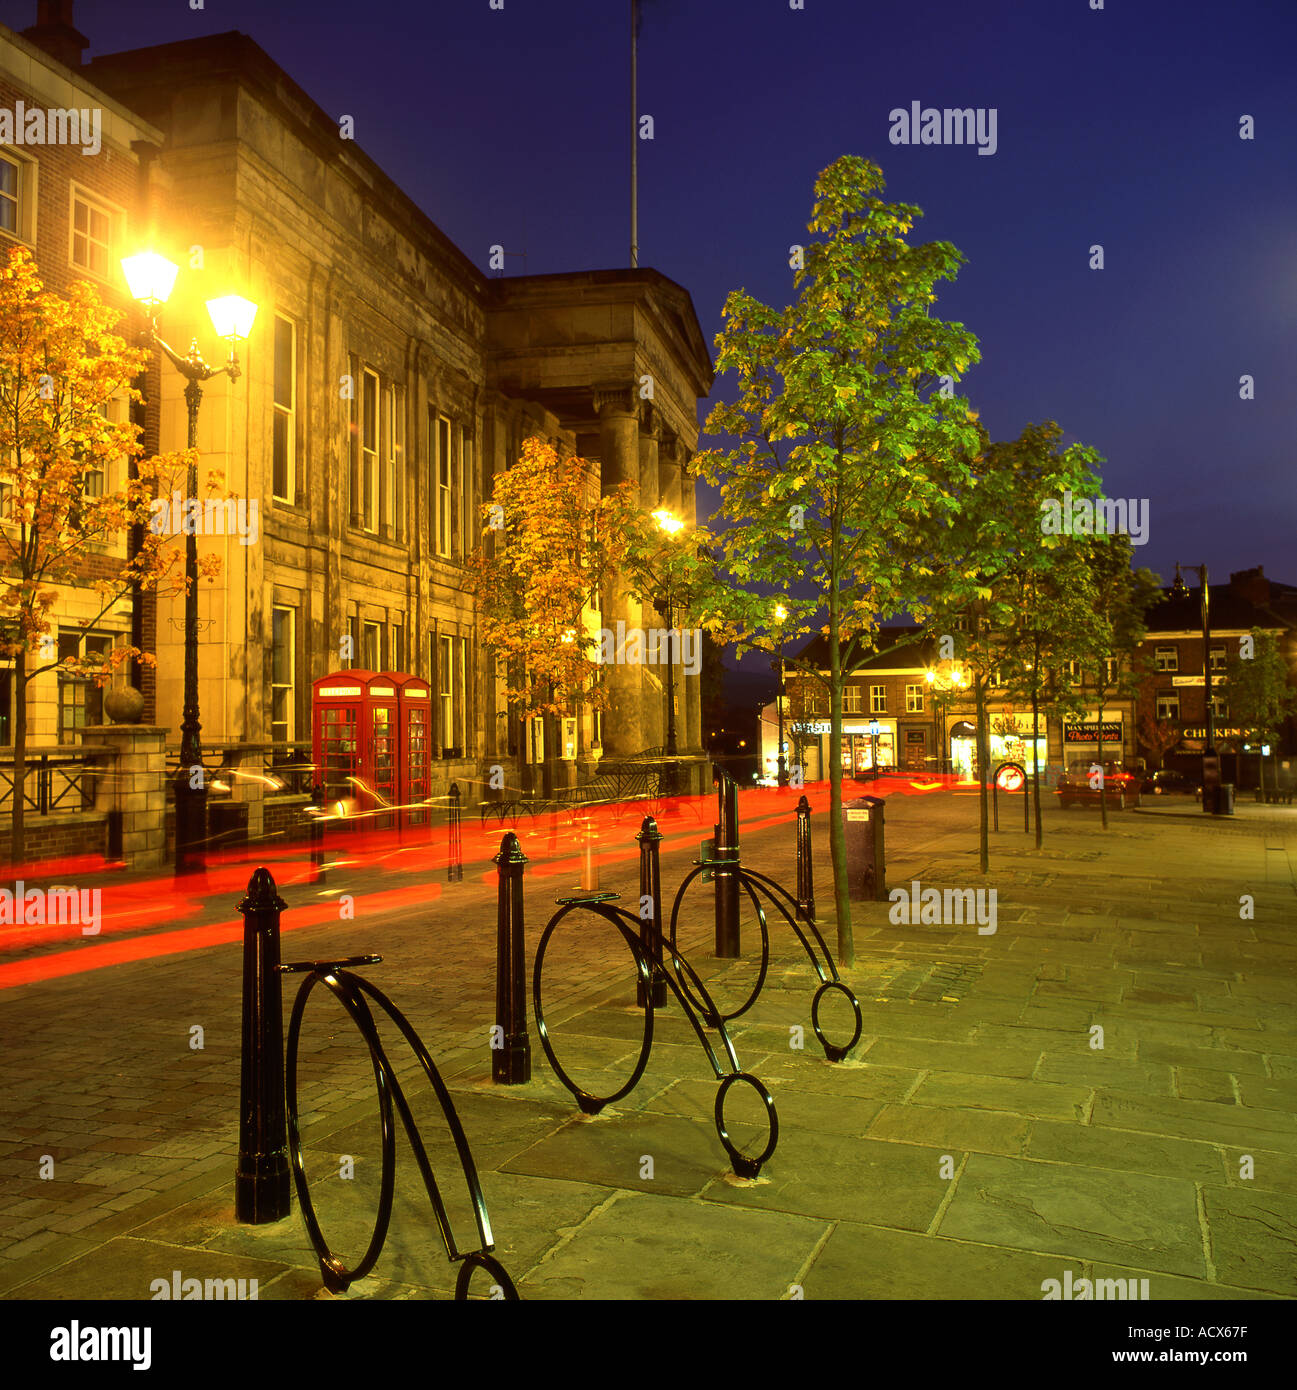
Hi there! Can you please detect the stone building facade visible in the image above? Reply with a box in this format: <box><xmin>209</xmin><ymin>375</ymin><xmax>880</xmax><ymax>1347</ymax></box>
<box><xmin>3</xmin><ymin>8</ymin><xmax>712</xmax><ymax>844</ymax></box>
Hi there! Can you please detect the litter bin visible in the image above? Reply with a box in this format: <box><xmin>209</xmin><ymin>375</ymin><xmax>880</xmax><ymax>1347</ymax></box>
<box><xmin>1217</xmin><ymin>783</ymin><xmax>1235</xmax><ymax>816</ymax></box>
<box><xmin>841</xmin><ymin>795</ymin><xmax>887</xmax><ymax>901</ymax></box>
<box><xmin>209</xmin><ymin>798</ymin><xmax>249</xmax><ymax>847</ymax></box>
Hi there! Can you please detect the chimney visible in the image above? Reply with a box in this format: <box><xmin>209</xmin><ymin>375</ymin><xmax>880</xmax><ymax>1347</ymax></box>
<box><xmin>1228</xmin><ymin>566</ymin><xmax>1270</xmax><ymax>605</ymax></box>
<box><xmin>21</xmin><ymin>0</ymin><xmax>89</xmax><ymax>70</ymax></box>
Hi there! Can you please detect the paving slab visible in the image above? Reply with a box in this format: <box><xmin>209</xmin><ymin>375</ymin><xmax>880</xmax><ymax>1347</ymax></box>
<box><xmin>937</xmin><ymin>1154</ymin><xmax>1205</xmax><ymax>1277</ymax></box>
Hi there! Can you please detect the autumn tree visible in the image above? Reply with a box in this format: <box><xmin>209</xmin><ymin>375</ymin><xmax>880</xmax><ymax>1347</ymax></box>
<box><xmin>0</xmin><ymin>245</ymin><xmax>204</xmax><ymax>862</ymax></box>
<box><xmin>467</xmin><ymin>436</ymin><xmax>630</xmax><ymax>796</ymax></box>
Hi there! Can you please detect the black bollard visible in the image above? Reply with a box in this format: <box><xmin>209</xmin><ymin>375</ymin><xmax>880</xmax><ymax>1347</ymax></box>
<box><xmin>795</xmin><ymin>794</ymin><xmax>816</xmax><ymax>922</ymax></box>
<box><xmin>447</xmin><ymin>782</ymin><xmax>463</xmax><ymax>883</ymax></box>
<box><xmin>492</xmin><ymin>832</ymin><xmax>531</xmax><ymax>1084</ymax></box>
<box><xmin>235</xmin><ymin>867</ymin><xmax>292</xmax><ymax>1224</ymax></box>
<box><xmin>636</xmin><ymin>816</ymin><xmax>668</xmax><ymax>1008</ymax></box>
<box><xmin>713</xmin><ymin>766</ymin><xmax>741</xmax><ymax>959</ymax></box>
<box><xmin>309</xmin><ymin>782</ymin><xmax>325</xmax><ymax>885</ymax></box>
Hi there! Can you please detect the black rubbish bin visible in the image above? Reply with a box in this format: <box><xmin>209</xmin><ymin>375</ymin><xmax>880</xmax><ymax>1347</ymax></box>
<box><xmin>842</xmin><ymin>795</ymin><xmax>887</xmax><ymax>901</ymax></box>
<box><xmin>1217</xmin><ymin>783</ymin><xmax>1235</xmax><ymax>816</ymax></box>
<box><xmin>209</xmin><ymin>798</ymin><xmax>249</xmax><ymax>847</ymax></box>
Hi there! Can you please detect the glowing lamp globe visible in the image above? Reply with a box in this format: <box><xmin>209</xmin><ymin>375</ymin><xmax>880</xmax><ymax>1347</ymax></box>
<box><xmin>206</xmin><ymin>295</ymin><xmax>258</xmax><ymax>343</ymax></box>
<box><xmin>120</xmin><ymin>251</ymin><xmax>178</xmax><ymax>313</ymax></box>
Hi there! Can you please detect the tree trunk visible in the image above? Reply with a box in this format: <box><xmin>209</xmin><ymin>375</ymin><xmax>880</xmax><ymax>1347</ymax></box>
<box><xmin>10</xmin><ymin>646</ymin><xmax>27</xmax><ymax>864</ymax></box>
<box><xmin>1031</xmin><ymin>675</ymin><xmax>1043</xmax><ymax>849</ymax></box>
<box><xmin>975</xmin><ymin>673</ymin><xmax>989</xmax><ymax>874</ymax></box>
<box><xmin>828</xmin><ymin>626</ymin><xmax>852</xmax><ymax>967</ymax></box>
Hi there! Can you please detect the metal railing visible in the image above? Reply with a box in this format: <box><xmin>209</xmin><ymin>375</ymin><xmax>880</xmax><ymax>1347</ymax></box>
<box><xmin>0</xmin><ymin>746</ymin><xmax>110</xmax><ymax>816</ymax></box>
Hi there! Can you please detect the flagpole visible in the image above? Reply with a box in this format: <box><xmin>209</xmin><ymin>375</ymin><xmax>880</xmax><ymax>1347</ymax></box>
<box><xmin>630</xmin><ymin>0</ymin><xmax>638</xmax><ymax>267</ymax></box>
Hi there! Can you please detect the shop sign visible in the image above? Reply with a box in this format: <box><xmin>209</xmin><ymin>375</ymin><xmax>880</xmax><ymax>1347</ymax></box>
<box><xmin>1171</xmin><ymin>675</ymin><xmax>1205</xmax><ymax>686</ymax></box>
<box><xmin>1063</xmin><ymin>721</ymin><xmax>1122</xmax><ymax>743</ymax></box>
<box><xmin>792</xmin><ymin>720</ymin><xmax>831</xmax><ymax>735</ymax></box>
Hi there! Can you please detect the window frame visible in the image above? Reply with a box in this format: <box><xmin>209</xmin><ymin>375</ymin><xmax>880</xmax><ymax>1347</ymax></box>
<box><xmin>272</xmin><ymin>314</ymin><xmax>296</xmax><ymax>503</ymax></box>
<box><xmin>270</xmin><ymin>605</ymin><xmax>296</xmax><ymax>743</ymax></box>
<box><xmin>361</xmin><ymin>368</ymin><xmax>380</xmax><ymax>534</ymax></box>
<box><xmin>435</xmin><ymin>414</ymin><xmax>453</xmax><ymax>558</ymax></box>
<box><xmin>870</xmin><ymin>684</ymin><xmax>886</xmax><ymax>714</ymax></box>
<box><xmin>1155</xmin><ymin>689</ymin><xmax>1180</xmax><ymax>721</ymax></box>
<box><xmin>68</xmin><ymin>184</ymin><xmax>122</xmax><ymax>284</ymax></box>
<box><xmin>905</xmin><ymin>683</ymin><xmax>925</xmax><ymax>713</ymax></box>
<box><xmin>0</xmin><ymin>148</ymin><xmax>36</xmax><ymax>244</ymax></box>
<box><xmin>1154</xmin><ymin>646</ymin><xmax>1179</xmax><ymax>674</ymax></box>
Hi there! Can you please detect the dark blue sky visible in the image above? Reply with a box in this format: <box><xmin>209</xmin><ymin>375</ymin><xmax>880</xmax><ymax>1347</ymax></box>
<box><xmin>9</xmin><ymin>0</ymin><xmax>1295</xmax><ymax>602</ymax></box>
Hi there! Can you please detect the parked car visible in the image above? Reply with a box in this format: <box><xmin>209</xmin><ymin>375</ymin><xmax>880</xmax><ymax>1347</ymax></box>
<box><xmin>1056</xmin><ymin>758</ymin><xmax>1142</xmax><ymax>809</ymax></box>
<box><xmin>1141</xmin><ymin>769</ymin><xmax>1201</xmax><ymax>798</ymax></box>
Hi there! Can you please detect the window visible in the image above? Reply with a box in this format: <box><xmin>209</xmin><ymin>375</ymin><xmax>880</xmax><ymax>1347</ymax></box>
<box><xmin>0</xmin><ymin>151</ymin><xmax>34</xmax><ymax>241</ymax></box>
<box><xmin>1063</xmin><ymin>660</ymin><xmax>1082</xmax><ymax>684</ymax></box>
<box><xmin>435</xmin><ymin>414</ymin><xmax>452</xmax><ymax>557</ymax></box>
<box><xmin>870</xmin><ymin>685</ymin><xmax>886</xmax><ymax>714</ymax></box>
<box><xmin>58</xmin><ymin>630</ymin><xmax>114</xmax><ymax>743</ymax></box>
<box><xmin>458</xmin><ymin>634</ymin><xmax>469</xmax><ymax>754</ymax></box>
<box><xmin>1209</xmin><ymin>692</ymin><xmax>1229</xmax><ymax>720</ymax></box>
<box><xmin>389</xmin><ymin>386</ymin><xmax>404</xmax><ymax>539</ymax></box>
<box><xmin>842</xmin><ymin>685</ymin><xmax>861</xmax><ymax>714</ymax></box>
<box><xmin>70</xmin><ymin>188</ymin><xmax>117</xmax><ymax>279</ymax></box>
<box><xmin>270</xmin><ymin>606</ymin><xmax>295</xmax><ymax>743</ymax></box>
<box><xmin>272</xmin><ymin>316</ymin><xmax>295</xmax><ymax>502</ymax></box>
<box><xmin>1103</xmin><ymin>656</ymin><xmax>1119</xmax><ymax>685</ymax></box>
<box><xmin>988</xmin><ymin>667</ymin><xmax>1002</xmax><ymax>688</ymax></box>
<box><xmin>362</xmin><ymin>621</ymin><xmax>382</xmax><ymax>671</ymax></box>
<box><xmin>439</xmin><ymin>633</ymin><xmax>454</xmax><ymax>751</ymax></box>
<box><xmin>361</xmin><ymin>370</ymin><xmax>379</xmax><ymax>532</ymax></box>
<box><xmin>1209</xmin><ymin>645</ymin><xmax>1227</xmax><ymax>673</ymax></box>
<box><xmin>461</xmin><ymin>426</ymin><xmax>474</xmax><ymax>556</ymax></box>
<box><xmin>1155</xmin><ymin>689</ymin><xmax>1180</xmax><ymax>721</ymax></box>
<box><xmin>1155</xmin><ymin>646</ymin><xmax>1178</xmax><ymax>673</ymax></box>
<box><xmin>905</xmin><ymin>683</ymin><xmax>925</xmax><ymax>713</ymax></box>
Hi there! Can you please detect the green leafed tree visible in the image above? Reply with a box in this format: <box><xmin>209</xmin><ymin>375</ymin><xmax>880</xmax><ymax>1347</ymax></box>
<box><xmin>1056</xmin><ymin>535</ymin><xmax>1162</xmax><ymax>828</ymax></box>
<box><xmin>691</xmin><ymin>155</ymin><xmax>993</xmax><ymax>965</ymax></box>
<box><xmin>1222</xmin><ymin>628</ymin><xmax>1297</xmax><ymax>797</ymax></box>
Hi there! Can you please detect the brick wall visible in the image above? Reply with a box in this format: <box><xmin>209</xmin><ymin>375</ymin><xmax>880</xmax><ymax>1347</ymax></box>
<box><xmin>0</xmin><ymin>811</ymin><xmax>106</xmax><ymax>868</ymax></box>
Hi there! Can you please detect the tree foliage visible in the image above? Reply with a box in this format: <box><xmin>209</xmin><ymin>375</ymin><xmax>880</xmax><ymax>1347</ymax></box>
<box><xmin>0</xmin><ymin>244</ymin><xmax>206</xmax><ymax>860</ymax></box>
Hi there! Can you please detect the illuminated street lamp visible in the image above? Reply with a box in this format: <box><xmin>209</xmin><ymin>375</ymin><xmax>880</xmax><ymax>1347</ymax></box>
<box><xmin>772</xmin><ymin>603</ymin><xmax>789</xmax><ymax>787</ymax></box>
<box><xmin>652</xmin><ymin>508</ymin><xmax>682</xmax><ymax>793</ymax></box>
<box><xmin>122</xmin><ymin>250</ymin><xmax>258</xmax><ymax>875</ymax></box>
<box><xmin>926</xmin><ymin>662</ymin><xmax>968</xmax><ymax>774</ymax></box>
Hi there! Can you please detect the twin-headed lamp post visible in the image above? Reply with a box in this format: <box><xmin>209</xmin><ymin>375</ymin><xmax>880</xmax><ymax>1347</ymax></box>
<box><xmin>651</xmin><ymin>509</ymin><xmax>683</xmax><ymax>794</ymax></box>
<box><xmin>120</xmin><ymin>251</ymin><xmax>258</xmax><ymax>874</ymax></box>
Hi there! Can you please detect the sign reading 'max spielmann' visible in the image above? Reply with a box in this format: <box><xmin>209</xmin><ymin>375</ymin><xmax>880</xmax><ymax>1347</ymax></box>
<box><xmin>1063</xmin><ymin>721</ymin><xmax>1122</xmax><ymax>743</ymax></box>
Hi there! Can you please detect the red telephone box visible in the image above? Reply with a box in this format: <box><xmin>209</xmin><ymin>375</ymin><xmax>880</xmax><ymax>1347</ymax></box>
<box><xmin>380</xmin><ymin>671</ymin><xmax>433</xmax><ymax>824</ymax></box>
<box><xmin>311</xmin><ymin>671</ymin><xmax>399</xmax><ymax>825</ymax></box>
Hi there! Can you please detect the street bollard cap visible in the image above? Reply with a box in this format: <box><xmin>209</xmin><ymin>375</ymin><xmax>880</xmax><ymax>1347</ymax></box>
<box><xmin>239</xmin><ymin>865</ymin><xmax>288</xmax><ymax>915</ymax></box>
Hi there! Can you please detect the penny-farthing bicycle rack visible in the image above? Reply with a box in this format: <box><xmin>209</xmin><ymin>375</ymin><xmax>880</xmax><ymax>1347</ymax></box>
<box><xmin>531</xmin><ymin>819</ymin><xmax>779</xmax><ymax>1179</ymax></box>
<box><xmin>667</xmin><ymin>778</ymin><xmax>863</xmax><ymax>1063</ymax></box>
<box><xmin>279</xmin><ymin>954</ymin><xmax>519</xmax><ymax>1300</ymax></box>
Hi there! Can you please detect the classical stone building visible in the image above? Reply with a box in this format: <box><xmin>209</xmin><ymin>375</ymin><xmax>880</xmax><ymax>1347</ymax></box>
<box><xmin>1</xmin><ymin>8</ymin><xmax>712</xmax><ymax>846</ymax></box>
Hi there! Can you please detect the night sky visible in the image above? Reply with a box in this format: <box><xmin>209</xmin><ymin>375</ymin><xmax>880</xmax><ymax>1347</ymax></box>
<box><xmin>6</xmin><ymin>0</ymin><xmax>1295</xmax><ymax>632</ymax></box>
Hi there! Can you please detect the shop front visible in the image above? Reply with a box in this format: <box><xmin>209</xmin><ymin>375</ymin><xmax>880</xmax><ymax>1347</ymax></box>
<box><xmin>840</xmin><ymin>719</ymin><xmax>895</xmax><ymax>776</ymax></box>
<box><xmin>1061</xmin><ymin>717</ymin><xmax>1128</xmax><ymax>767</ymax></box>
<box><xmin>948</xmin><ymin>715</ymin><xmax>1047</xmax><ymax>780</ymax></box>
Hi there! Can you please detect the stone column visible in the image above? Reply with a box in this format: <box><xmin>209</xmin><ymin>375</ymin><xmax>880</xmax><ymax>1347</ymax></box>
<box><xmin>636</xmin><ymin>404</ymin><xmax>665</xmax><ymax>750</ymax></box>
<box><xmin>86</xmin><ymin>724</ymin><xmax>167</xmax><ymax>871</ymax></box>
<box><xmin>595</xmin><ymin>386</ymin><xmax>643</xmax><ymax>756</ymax></box>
